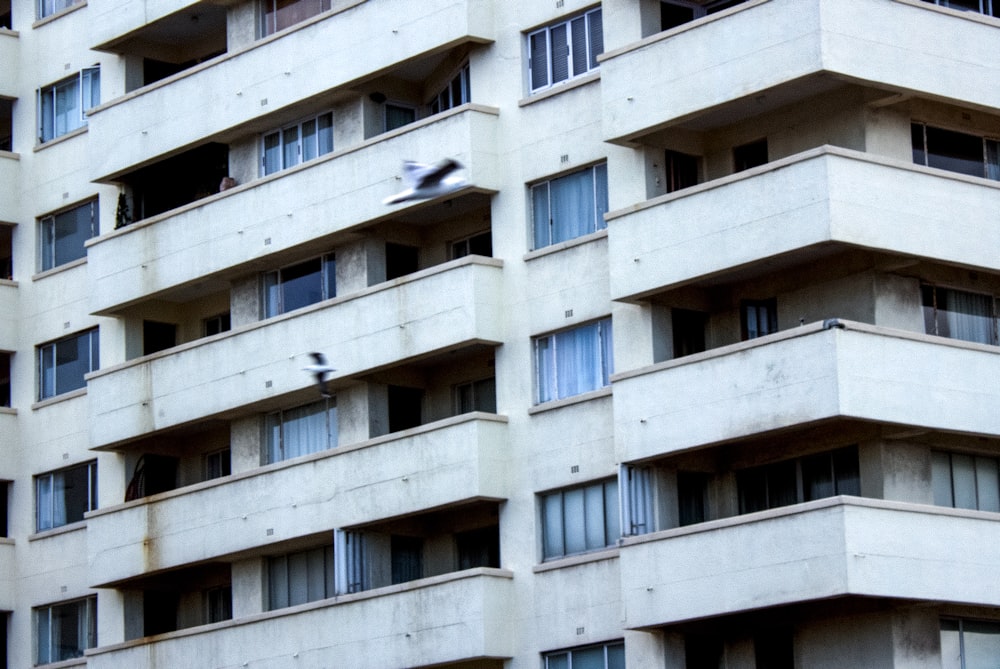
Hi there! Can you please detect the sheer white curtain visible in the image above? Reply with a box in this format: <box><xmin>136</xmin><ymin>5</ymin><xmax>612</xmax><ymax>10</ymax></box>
<box><xmin>554</xmin><ymin>323</ymin><xmax>601</xmax><ymax>399</ymax></box>
<box><xmin>943</xmin><ymin>289</ymin><xmax>995</xmax><ymax>344</ymax></box>
<box><xmin>267</xmin><ymin>400</ymin><xmax>336</xmax><ymax>462</ymax></box>
<box><xmin>550</xmin><ymin>169</ymin><xmax>594</xmax><ymax>244</ymax></box>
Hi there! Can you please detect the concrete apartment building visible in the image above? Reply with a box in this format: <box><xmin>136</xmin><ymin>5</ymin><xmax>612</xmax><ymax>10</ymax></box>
<box><xmin>1</xmin><ymin>0</ymin><xmax>999</xmax><ymax>666</ymax></box>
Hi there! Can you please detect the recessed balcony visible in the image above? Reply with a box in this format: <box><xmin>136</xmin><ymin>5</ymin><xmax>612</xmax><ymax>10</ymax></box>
<box><xmin>87</xmin><ymin>414</ymin><xmax>508</xmax><ymax>585</ymax></box>
<box><xmin>86</xmin><ymin>106</ymin><xmax>499</xmax><ymax>315</ymax></box>
<box><xmin>613</xmin><ymin>321</ymin><xmax>1000</xmax><ymax>461</ymax></box>
<box><xmin>600</xmin><ymin>0</ymin><xmax>1000</xmax><ymax>143</ymax></box>
<box><xmin>87</xmin><ymin>258</ymin><xmax>503</xmax><ymax>447</ymax></box>
<box><xmin>87</xmin><ymin>0</ymin><xmax>493</xmax><ymax>181</ymax></box>
<box><xmin>620</xmin><ymin>497</ymin><xmax>1000</xmax><ymax>627</ymax></box>
<box><xmin>607</xmin><ymin>147</ymin><xmax>1000</xmax><ymax>302</ymax></box>
<box><xmin>86</xmin><ymin>568</ymin><xmax>514</xmax><ymax>669</ymax></box>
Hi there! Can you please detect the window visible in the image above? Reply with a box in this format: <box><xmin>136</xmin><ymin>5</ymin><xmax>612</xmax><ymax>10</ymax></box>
<box><xmin>672</xmin><ymin>308</ymin><xmax>707</xmax><ymax>358</ymax></box>
<box><xmin>0</xmin><ymin>481</ymin><xmax>8</xmax><ymax>537</ymax></box>
<box><xmin>390</xmin><ymin>535</ymin><xmax>423</xmax><ymax>584</ymax></box>
<box><xmin>0</xmin><ymin>351</ymin><xmax>9</xmax><ymax>407</ymax></box>
<box><xmin>912</xmin><ymin>123</ymin><xmax>1000</xmax><ymax>181</ymax></box>
<box><xmin>738</xmin><ymin>446</ymin><xmax>860</xmax><ymax>514</ymax></box>
<box><xmin>204</xmin><ymin>449</ymin><xmax>231</xmax><ymax>480</ymax></box>
<box><xmin>35</xmin><ymin>597</ymin><xmax>96</xmax><ymax>664</ymax></box>
<box><xmin>454</xmin><ymin>377</ymin><xmax>497</xmax><ymax>414</ymax></box>
<box><xmin>456</xmin><ymin>525</ymin><xmax>500</xmax><ymax>570</ymax></box>
<box><xmin>260</xmin><ymin>0</ymin><xmax>330</xmax><ymax>36</ymax></box>
<box><xmin>204</xmin><ymin>585</ymin><xmax>232</xmax><ymax>623</ymax></box>
<box><xmin>678</xmin><ymin>471</ymin><xmax>709</xmax><ymax>527</ymax></box>
<box><xmin>261</xmin><ymin>112</ymin><xmax>333</xmax><ymax>175</ymax></box>
<box><xmin>451</xmin><ymin>230</ymin><xmax>492</xmax><ymax>259</ymax></box>
<box><xmin>921</xmin><ymin>0</ymin><xmax>999</xmax><ymax>17</ymax></box>
<box><xmin>665</xmin><ymin>149</ymin><xmax>700</xmax><ymax>193</ymax></box>
<box><xmin>932</xmin><ymin>452</ymin><xmax>1000</xmax><ymax>512</ymax></box>
<box><xmin>742</xmin><ymin>298</ymin><xmax>778</xmax><ymax>340</ymax></box>
<box><xmin>37</xmin><ymin>0</ymin><xmax>81</xmax><ymax>18</ymax></box>
<box><xmin>384</xmin><ymin>102</ymin><xmax>416</xmax><ymax>132</ymax></box>
<box><xmin>262</xmin><ymin>254</ymin><xmax>335</xmax><ymax>317</ymax></box>
<box><xmin>142</xmin><ymin>320</ymin><xmax>176</xmax><ymax>356</ymax></box>
<box><xmin>37</xmin><ymin>328</ymin><xmax>99</xmax><ymax>400</ymax></box>
<box><xmin>541</xmin><ymin>478</ymin><xmax>619</xmax><ymax>560</ymax></box>
<box><xmin>431</xmin><ymin>63</ymin><xmax>471</xmax><ymax>115</ymax></box>
<box><xmin>264</xmin><ymin>398</ymin><xmax>337</xmax><ymax>463</ymax></box>
<box><xmin>531</xmin><ymin>163</ymin><xmax>609</xmax><ymax>249</ymax></box>
<box><xmin>267</xmin><ymin>545</ymin><xmax>334</xmax><ymax>610</ymax></box>
<box><xmin>36</xmin><ymin>461</ymin><xmax>97</xmax><ymax>531</ymax></box>
<box><xmin>1</xmin><ymin>223</ymin><xmax>13</xmax><ymax>279</ymax></box>
<box><xmin>528</xmin><ymin>8</ymin><xmax>604</xmax><ymax>93</ymax></box>
<box><xmin>203</xmin><ymin>312</ymin><xmax>231</xmax><ymax>337</ymax></box>
<box><xmin>941</xmin><ymin>619</ymin><xmax>1000</xmax><ymax>669</ymax></box>
<box><xmin>733</xmin><ymin>138</ymin><xmax>768</xmax><ymax>172</ymax></box>
<box><xmin>0</xmin><ymin>97</ymin><xmax>12</xmax><ymax>152</ymax></box>
<box><xmin>544</xmin><ymin>641</ymin><xmax>625</xmax><ymax>669</ymax></box>
<box><xmin>38</xmin><ymin>199</ymin><xmax>98</xmax><ymax>271</ymax></box>
<box><xmin>922</xmin><ymin>285</ymin><xmax>998</xmax><ymax>345</ymax></box>
<box><xmin>1</xmin><ymin>0</ymin><xmax>10</xmax><ymax>28</ymax></box>
<box><xmin>534</xmin><ymin>318</ymin><xmax>613</xmax><ymax>404</ymax></box>
<box><xmin>38</xmin><ymin>67</ymin><xmax>99</xmax><ymax>142</ymax></box>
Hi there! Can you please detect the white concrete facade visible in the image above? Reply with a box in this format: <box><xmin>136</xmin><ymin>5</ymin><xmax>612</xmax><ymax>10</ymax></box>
<box><xmin>2</xmin><ymin>0</ymin><xmax>999</xmax><ymax>667</ymax></box>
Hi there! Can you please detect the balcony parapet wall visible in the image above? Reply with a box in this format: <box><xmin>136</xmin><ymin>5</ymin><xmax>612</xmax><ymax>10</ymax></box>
<box><xmin>620</xmin><ymin>496</ymin><xmax>1000</xmax><ymax>627</ymax></box>
<box><xmin>613</xmin><ymin>320</ymin><xmax>1000</xmax><ymax>461</ymax></box>
<box><xmin>600</xmin><ymin>0</ymin><xmax>1000</xmax><ymax>143</ymax></box>
<box><xmin>86</xmin><ymin>258</ymin><xmax>504</xmax><ymax>447</ymax></box>
<box><xmin>87</xmin><ymin>0</ymin><xmax>494</xmax><ymax>181</ymax></box>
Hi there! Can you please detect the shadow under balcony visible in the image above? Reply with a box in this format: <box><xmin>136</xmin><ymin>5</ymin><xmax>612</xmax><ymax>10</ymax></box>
<box><xmin>613</xmin><ymin>320</ymin><xmax>1000</xmax><ymax>462</ymax></box>
<box><xmin>620</xmin><ymin>496</ymin><xmax>1000</xmax><ymax>628</ymax></box>
<box><xmin>87</xmin><ymin>0</ymin><xmax>493</xmax><ymax>182</ymax></box>
<box><xmin>607</xmin><ymin>147</ymin><xmax>1000</xmax><ymax>303</ymax></box>
<box><xmin>86</xmin><ymin>568</ymin><xmax>514</xmax><ymax>669</ymax></box>
<box><xmin>86</xmin><ymin>105</ymin><xmax>498</xmax><ymax>316</ymax></box>
<box><xmin>600</xmin><ymin>0</ymin><xmax>1000</xmax><ymax>144</ymax></box>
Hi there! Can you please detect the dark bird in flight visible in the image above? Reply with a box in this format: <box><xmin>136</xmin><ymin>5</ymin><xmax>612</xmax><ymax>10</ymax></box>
<box><xmin>383</xmin><ymin>158</ymin><xmax>467</xmax><ymax>204</ymax></box>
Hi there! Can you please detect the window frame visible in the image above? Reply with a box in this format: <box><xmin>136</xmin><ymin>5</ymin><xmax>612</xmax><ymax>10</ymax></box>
<box><xmin>37</xmin><ymin>66</ymin><xmax>100</xmax><ymax>143</ymax></box>
<box><xmin>932</xmin><ymin>451</ymin><xmax>1000</xmax><ymax>512</ymax></box>
<box><xmin>35</xmin><ymin>460</ymin><xmax>98</xmax><ymax>532</ymax></box>
<box><xmin>922</xmin><ymin>284</ymin><xmax>999</xmax><ymax>346</ymax></box>
<box><xmin>543</xmin><ymin>640</ymin><xmax>625</xmax><ymax>669</ymax></box>
<box><xmin>430</xmin><ymin>62</ymin><xmax>471</xmax><ymax>115</ymax></box>
<box><xmin>527</xmin><ymin>7</ymin><xmax>604</xmax><ymax>94</ymax></box>
<box><xmin>941</xmin><ymin>617</ymin><xmax>1000</xmax><ymax>669</ymax></box>
<box><xmin>38</xmin><ymin>199</ymin><xmax>98</xmax><ymax>272</ymax></box>
<box><xmin>261</xmin><ymin>253</ymin><xmax>336</xmax><ymax>318</ymax></box>
<box><xmin>540</xmin><ymin>477</ymin><xmax>620</xmax><ymax>560</ymax></box>
<box><xmin>37</xmin><ymin>327</ymin><xmax>99</xmax><ymax>400</ymax></box>
<box><xmin>261</xmin><ymin>111</ymin><xmax>334</xmax><ymax>176</ymax></box>
<box><xmin>912</xmin><ymin>121</ymin><xmax>1000</xmax><ymax>181</ymax></box>
<box><xmin>737</xmin><ymin>446</ymin><xmax>860</xmax><ymax>515</ymax></box>
<box><xmin>530</xmin><ymin>162</ymin><xmax>609</xmax><ymax>250</ymax></box>
<box><xmin>263</xmin><ymin>397</ymin><xmax>337</xmax><ymax>464</ymax></box>
<box><xmin>453</xmin><ymin>377</ymin><xmax>497</xmax><ymax>414</ymax></box>
<box><xmin>920</xmin><ymin>0</ymin><xmax>999</xmax><ymax>18</ymax></box>
<box><xmin>259</xmin><ymin>0</ymin><xmax>331</xmax><ymax>36</ymax></box>
<box><xmin>267</xmin><ymin>544</ymin><xmax>335</xmax><ymax>610</ymax></box>
<box><xmin>34</xmin><ymin>596</ymin><xmax>97</xmax><ymax>664</ymax></box>
<box><xmin>533</xmin><ymin>317</ymin><xmax>613</xmax><ymax>404</ymax></box>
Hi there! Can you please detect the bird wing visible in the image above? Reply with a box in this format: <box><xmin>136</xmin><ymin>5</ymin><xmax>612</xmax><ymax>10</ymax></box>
<box><xmin>413</xmin><ymin>159</ymin><xmax>463</xmax><ymax>189</ymax></box>
<box><xmin>309</xmin><ymin>351</ymin><xmax>327</xmax><ymax>365</ymax></box>
<box><xmin>400</xmin><ymin>161</ymin><xmax>431</xmax><ymax>188</ymax></box>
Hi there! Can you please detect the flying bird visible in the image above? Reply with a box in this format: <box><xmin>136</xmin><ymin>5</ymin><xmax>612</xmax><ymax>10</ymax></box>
<box><xmin>382</xmin><ymin>158</ymin><xmax>467</xmax><ymax>205</ymax></box>
<box><xmin>302</xmin><ymin>352</ymin><xmax>336</xmax><ymax>398</ymax></box>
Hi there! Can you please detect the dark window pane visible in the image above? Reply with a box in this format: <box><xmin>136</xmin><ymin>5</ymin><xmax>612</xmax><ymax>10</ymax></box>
<box><xmin>925</xmin><ymin>126</ymin><xmax>985</xmax><ymax>177</ymax></box>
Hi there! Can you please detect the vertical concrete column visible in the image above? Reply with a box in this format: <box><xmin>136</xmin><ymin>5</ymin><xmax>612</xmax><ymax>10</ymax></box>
<box><xmin>96</xmin><ymin>451</ymin><xmax>127</xmax><ymax>509</ymax></box>
<box><xmin>625</xmin><ymin>627</ymin><xmax>672</xmax><ymax>669</ymax></box>
<box><xmin>98</xmin><ymin>590</ymin><xmax>128</xmax><ymax>645</ymax></box>
<box><xmin>336</xmin><ymin>237</ymin><xmax>385</xmax><ymax>295</ymax></box>
<box><xmin>336</xmin><ymin>382</ymin><xmax>371</xmax><ymax>446</ymax></box>
<box><xmin>612</xmin><ymin>302</ymin><xmax>654</xmax><ymax>373</ymax></box>
<box><xmin>859</xmin><ymin>439</ymin><xmax>933</xmax><ymax>505</ymax></box>
<box><xmin>232</xmin><ymin>557</ymin><xmax>266</xmax><ymax>617</ymax></box>
<box><xmin>227</xmin><ymin>3</ymin><xmax>258</xmax><ymax>51</ymax></box>
<box><xmin>230</xmin><ymin>415</ymin><xmax>262</xmax><ymax>473</ymax></box>
<box><xmin>230</xmin><ymin>276</ymin><xmax>260</xmax><ymax>328</ymax></box>
<box><xmin>891</xmin><ymin>607</ymin><xmax>942</xmax><ymax>669</ymax></box>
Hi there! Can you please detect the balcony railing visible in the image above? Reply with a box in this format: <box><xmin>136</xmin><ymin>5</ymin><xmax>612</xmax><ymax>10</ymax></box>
<box><xmin>620</xmin><ymin>497</ymin><xmax>1000</xmax><ymax>627</ymax></box>
<box><xmin>600</xmin><ymin>0</ymin><xmax>1000</xmax><ymax>143</ymax></box>
<box><xmin>86</xmin><ymin>568</ymin><xmax>514</xmax><ymax>669</ymax></box>
<box><xmin>86</xmin><ymin>414</ymin><xmax>508</xmax><ymax>585</ymax></box>
<box><xmin>86</xmin><ymin>105</ymin><xmax>499</xmax><ymax>315</ymax></box>
<box><xmin>607</xmin><ymin>147</ymin><xmax>1000</xmax><ymax>301</ymax></box>
<box><xmin>613</xmin><ymin>320</ymin><xmax>1000</xmax><ymax>461</ymax></box>
<box><xmin>87</xmin><ymin>258</ymin><xmax>504</xmax><ymax>447</ymax></box>
<box><xmin>87</xmin><ymin>0</ymin><xmax>493</xmax><ymax>180</ymax></box>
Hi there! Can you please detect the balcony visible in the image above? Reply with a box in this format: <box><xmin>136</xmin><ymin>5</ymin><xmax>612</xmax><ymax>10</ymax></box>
<box><xmin>600</xmin><ymin>0</ymin><xmax>1000</xmax><ymax>143</ymax></box>
<box><xmin>0</xmin><ymin>30</ymin><xmax>15</xmax><ymax>98</ymax></box>
<box><xmin>86</xmin><ymin>568</ymin><xmax>514</xmax><ymax>669</ymax></box>
<box><xmin>0</xmin><ymin>154</ymin><xmax>17</xmax><ymax>222</ymax></box>
<box><xmin>86</xmin><ymin>106</ymin><xmax>499</xmax><ymax>314</ymax></box>
<box><xmin>87</xmin><ymin>258</ymin><xmax>504</xmax><ymax>447</ymax></box>
<box><xmin>87</xmin><ymin>414</ymin><xmax>508</xmax><ymax>585</ymax></box>
<box><xmin>87</xmin><ymin>0</ymin><xmax>493</xmax><ymax>180</ymax></box>
<box><xmin>613</xmin><ymin>321</ymin><xmax>1000</xmax><ymax>461</ymax></box>
<box><xmin>607</xmin><ymin>147</ymin><xmax>1000</xmax><ymax>302</ymax></box>
<box><xmin>620</xmin><ymin>497</ymin><xmax>1000</xmax><ymax>627</ymax></box>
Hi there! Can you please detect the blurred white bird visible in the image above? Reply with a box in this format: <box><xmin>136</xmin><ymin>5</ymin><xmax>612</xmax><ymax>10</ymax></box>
<box><xmin>382</xmin><ymin>158</ymin><xmax>467</xmax><ymax>205</ymax></box>
<box><xmin>302</xmin><ymin>352</ymin><xmax>336</xmax><ymax>398</ymax></box>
